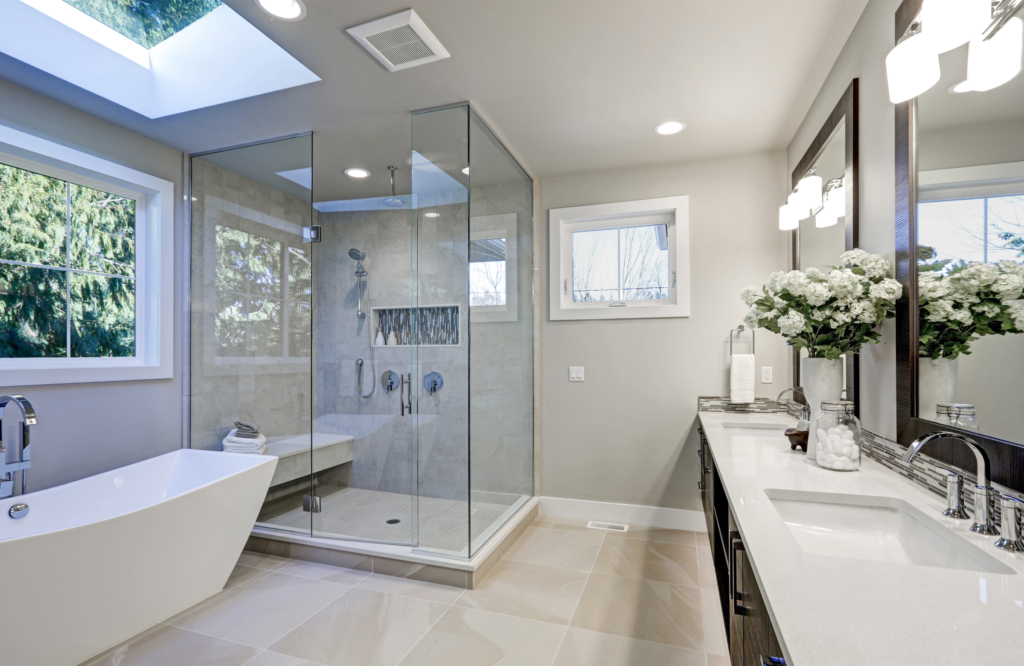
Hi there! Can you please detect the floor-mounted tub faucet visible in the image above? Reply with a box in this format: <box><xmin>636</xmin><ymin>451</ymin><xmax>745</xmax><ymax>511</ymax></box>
<box><xmin>0</xmin><ymin>395</ymin><xmax>36</xmax><ymax>499</ymax></box>
<box><xmin>904</xmin><ymin>431</ymin><xmax>999</xmax><ymax>536</ymax></box>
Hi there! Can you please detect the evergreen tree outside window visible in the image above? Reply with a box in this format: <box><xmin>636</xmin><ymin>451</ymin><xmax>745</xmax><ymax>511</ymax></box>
<box><xmin>60</xmin><ymin>0</ymin><xmax>222</xmax><ymax>49</ymax></box>
<box><xmin>1</xmin><ymin>161</ymin><xmax>136</xmax><ymax>359</ymax></box>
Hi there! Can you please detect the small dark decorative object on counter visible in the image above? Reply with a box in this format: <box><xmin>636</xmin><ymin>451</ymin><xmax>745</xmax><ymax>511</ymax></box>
<box><xmin>785</xmin><ymin>428</ymin><xmax>808</xmax><ymax>452</ymax></box>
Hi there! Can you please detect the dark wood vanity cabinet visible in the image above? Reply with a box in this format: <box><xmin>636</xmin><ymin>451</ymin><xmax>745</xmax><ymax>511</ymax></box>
<box><xmin>699</xmin><ymin>429</ymin><xmax>785</xmax><ymax>666</ymax></box>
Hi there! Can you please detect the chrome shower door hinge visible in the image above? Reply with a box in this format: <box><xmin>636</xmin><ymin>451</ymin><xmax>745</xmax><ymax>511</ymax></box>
<box><xmin>304</xmin><ymin>225</ymin><xmax>322</xmax><ymax>243</ymax></box>
<box><xmin>302</xmin><ymin>495</ymin><xmax>322</xmax><ymax>513</ymax></box>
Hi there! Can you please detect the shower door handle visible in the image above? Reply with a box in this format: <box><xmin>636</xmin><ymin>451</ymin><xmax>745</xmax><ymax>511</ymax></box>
<box><xmin>401</xmin><ymin>373</ymin><xmax>412</xmax><ymax>416</ymax></box>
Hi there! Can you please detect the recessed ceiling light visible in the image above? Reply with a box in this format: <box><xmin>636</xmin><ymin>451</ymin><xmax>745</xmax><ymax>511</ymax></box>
<box><xmin>345</xmin><ymin>168</ymin><xmax>370</xmax><ymax>178</ymax></box>
<box><xmin>949</xmin><ymin>79</ymin><xmax>974</xmax><ymax>94</ymax></box>
<box><xmin>462</xmin><ymin>167</ymin><xmax>470</xmax><ymax>175</ymax></box>
<box><xmin>254</xmin><ymin>0</ymin><xmax>307</xmax><ymax>21</ymax></box>
<box><xmin>655</xmin><ymin>121</ymin><xmax>686</xmax><ymax>135</ymax></box>
<box><xmin>424</xmin><ymin>212</ymin><xmax>440</xmax><ymax>218</ymax></box>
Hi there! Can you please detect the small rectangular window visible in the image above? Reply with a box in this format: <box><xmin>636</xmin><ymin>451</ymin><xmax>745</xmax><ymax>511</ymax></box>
<box><xmin>918</xmin><ymin>194</ymin><xmax>1024</xmax><ymax>264</ymax></box>
<box><xmin>1</xmin><ymin>161</ymin><xmax>137</xmax><ymax>359</ymax></box>
<box><xmin>469</xmin><ymin>237</ymin><xmax>507</xmax><ymax>306</ymax></box>
<box><xmin>550</xmin><ymin>196</ymin><xmax>689</xmax><ymax>321</ymax></box>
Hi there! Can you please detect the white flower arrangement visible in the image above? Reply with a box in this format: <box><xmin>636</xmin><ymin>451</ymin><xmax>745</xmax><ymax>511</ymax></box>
<box><xmin>918</xmin><ymin>259</ymin><xmax>1024</xmax><ymax>359</ymax></box>
<box><xmin>741</xmin><ymin>249</ymin><xmax>902</xmax><ymax>359</ymax></box>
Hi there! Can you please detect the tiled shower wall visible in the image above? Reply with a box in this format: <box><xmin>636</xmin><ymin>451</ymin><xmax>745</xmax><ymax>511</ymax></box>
<box><xmin>190</xmin><ymin>159</ymin><xmax>314</xmax><ymax>451</ymax></box>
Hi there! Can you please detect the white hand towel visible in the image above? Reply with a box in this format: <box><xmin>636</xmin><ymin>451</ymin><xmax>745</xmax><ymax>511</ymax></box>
<box><xmin>222</xmin><ymin>429</ymin><xmax>267</xmax><ymax>451</ymax></box>
<box><xmin>730</xmin><ymin>354</ymin><xmax>756</xmax><ymax>403</ymax></box>
<box><xmin>223</xmin><ymin>443</ymin><xmax>266</xmax><ymax>455</ymax></box>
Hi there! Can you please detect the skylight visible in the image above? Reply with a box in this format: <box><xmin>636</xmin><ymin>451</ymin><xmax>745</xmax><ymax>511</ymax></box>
<box><xmin>61</xmin><ymin>0</ymin><xmax>222</xmax><ymax>49</ymax></box>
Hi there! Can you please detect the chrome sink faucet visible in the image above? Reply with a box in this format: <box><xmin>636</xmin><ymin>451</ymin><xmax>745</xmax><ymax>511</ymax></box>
<box><xmin>776</xmin><ymin>388</ymin><xmax>810</xmax><ymax>425</ymax></box>
<box><xmin>904</xmin><ymin>431</ymin><xmax>999</xmax><ymax>536</ymax></box>
<box><xmin>0</xmin><ymin>395</ymin><xmax>36</xmax><ymax>499</ymax></box>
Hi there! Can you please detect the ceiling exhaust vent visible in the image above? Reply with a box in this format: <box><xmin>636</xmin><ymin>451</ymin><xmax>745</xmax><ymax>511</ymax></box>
<box><xmin>587</xmin><ymin>521</ymin><xmax>629</xmax><ymax>532</ymax></box>
<box><xmin>347</xmin><ymin>9</ymin><xmax>450</xmax><ymax>72</ymax></box>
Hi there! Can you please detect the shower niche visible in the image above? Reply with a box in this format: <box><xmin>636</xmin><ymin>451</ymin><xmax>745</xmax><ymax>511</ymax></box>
<box><xmin>371</xmin><ymin>305</ymin><xmax>460</xmax><ymax>347</ymax></box>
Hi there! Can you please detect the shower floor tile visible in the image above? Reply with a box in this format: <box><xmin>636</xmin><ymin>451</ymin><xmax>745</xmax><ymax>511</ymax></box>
<box><xmin>257</xmin><ymin>486</ymin><xmax>516</xmax><ymax>554</ymax></box>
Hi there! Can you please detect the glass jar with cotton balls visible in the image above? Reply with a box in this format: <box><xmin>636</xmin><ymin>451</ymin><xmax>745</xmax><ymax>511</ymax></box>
<box><xmin>815</xmin><ymin>401</ymin><xmax>861</xmax><ymax>471</ymax></box>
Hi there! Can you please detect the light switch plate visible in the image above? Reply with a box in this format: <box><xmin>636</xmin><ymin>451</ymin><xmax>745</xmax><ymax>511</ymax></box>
<box><xmin>569</xmin><ymin>366</ymin><xmax>584</xmax><ymax>382</ymax></box>
<box><xmin>761</xmin><ymin>366</ymin><xmax>773</xmax><ymax>384</ymax></box>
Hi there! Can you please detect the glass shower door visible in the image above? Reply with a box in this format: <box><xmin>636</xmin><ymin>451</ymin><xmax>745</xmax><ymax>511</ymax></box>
<box><xmin>310</xmin><ymin>173</ymin><xmax>418</xmax><ymax>545</ymax></box>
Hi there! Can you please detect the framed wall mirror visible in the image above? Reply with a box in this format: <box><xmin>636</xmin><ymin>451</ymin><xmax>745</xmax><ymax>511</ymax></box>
<box><xmin>895</xmin><ymin>0</ymin><xmax>1024</xmax><ymax>493</ymax></box>
<box><xmin>792</xmin><ymin>79</ymin><xmax>860</xmax><ymax>411</ymax></box>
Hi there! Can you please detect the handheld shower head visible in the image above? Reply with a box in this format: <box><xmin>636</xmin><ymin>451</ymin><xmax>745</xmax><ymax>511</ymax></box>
<box><xmin>348</xmin><ymin>248</ymin><xmax>366</xmax><ymax>261</ymax></box>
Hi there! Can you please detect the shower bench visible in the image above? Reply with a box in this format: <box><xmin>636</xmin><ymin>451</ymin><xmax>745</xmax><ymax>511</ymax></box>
<box><xmin>264</xmin><ymin>433</ymin><xmax>354</xmax><ymax>487</ymax></box>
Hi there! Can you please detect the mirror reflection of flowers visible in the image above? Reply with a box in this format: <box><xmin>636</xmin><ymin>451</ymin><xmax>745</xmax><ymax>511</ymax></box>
<box><xmin>740</xmin><ymin>249</ymin><xmax>902</xmax><ymax>359</ymax></box>
<box><xmin>917</xmin><ymin>248</ymin><xmax>1024</xmax><ymax>359</ymax></box>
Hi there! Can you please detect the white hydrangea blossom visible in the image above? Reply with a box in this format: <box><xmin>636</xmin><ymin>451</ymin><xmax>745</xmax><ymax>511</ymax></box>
<box><xmin>739</xmin><ymin>250</ymin><xmax>901</xmax><ymax>358</ymax></box>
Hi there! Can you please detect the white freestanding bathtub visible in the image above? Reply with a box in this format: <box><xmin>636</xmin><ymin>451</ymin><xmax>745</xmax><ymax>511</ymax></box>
<box><xmin>0</xmin><ymin>449</ymin><xmax>277</xmax><ymax>666</ymax></box>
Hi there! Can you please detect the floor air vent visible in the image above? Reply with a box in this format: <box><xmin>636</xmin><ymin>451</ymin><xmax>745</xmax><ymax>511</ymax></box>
<box><xmin>347</xmin><ymin>9</ymin><xmax>450</xmax><ymax>72</ymax></box>
<box><xmin>587</xmin><ymin>521</ymin><xmax>629</xmax><ymax>532</ymax></box>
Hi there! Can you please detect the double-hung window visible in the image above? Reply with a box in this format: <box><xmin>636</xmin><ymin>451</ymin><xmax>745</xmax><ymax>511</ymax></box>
<box><xmin>549</xmin><ymin>196</ymin><xmax>690</xmax><ymax>320</ymax></box>
<box><xmin>0</xmin><ymin>124</ymin><xmax>174</xmax><ymax>386</ymax></box>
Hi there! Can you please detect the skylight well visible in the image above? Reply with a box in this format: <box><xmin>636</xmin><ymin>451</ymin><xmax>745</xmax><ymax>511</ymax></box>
<box><xmin>60</xmin><ymin>0</ymin><xmax>222</xmax><ymax>49</ymax></box>
<box><xmin>0</xmin><ymin>0</ymin><xmax>320</xmax><ymax>118</ymax></box>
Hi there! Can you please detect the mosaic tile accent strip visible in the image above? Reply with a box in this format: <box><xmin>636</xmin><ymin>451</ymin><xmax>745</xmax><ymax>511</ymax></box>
<box><xmin>375</xmin><ymin>306</ymin><xmax>459</xmax><ymax>346</ymax></box>
<box><xmin>860</xmin><ymin>428</ymin><xmax>1023</xmax><ymax>520</ymax></box>
<box><xmin>698</xmin><ymin>396</ymin><xmax>788</xmax><ymax>413</ymax></box>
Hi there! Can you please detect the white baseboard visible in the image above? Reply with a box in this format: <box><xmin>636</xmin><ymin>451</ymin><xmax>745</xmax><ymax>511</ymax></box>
<box><xmin>539</xmin><ymin>496</ymin><xmax>707</xmax><ymax>533</ymax></box>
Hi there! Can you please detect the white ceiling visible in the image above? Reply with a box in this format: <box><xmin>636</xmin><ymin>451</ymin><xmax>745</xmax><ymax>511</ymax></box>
<box><xmin>0</xmin><ymin>0</ymin><xmax>868</xmax><ymax>202</ymax></box>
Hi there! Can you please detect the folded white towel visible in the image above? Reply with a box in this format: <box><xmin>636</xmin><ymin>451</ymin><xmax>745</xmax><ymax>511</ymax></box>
<box><xmin>223</xmin><ymin>429</ymin><xmax>266</xmax><ymax>446</ymax></box>
<box><xmin>730</xmin><ymin>354</ymin><xmax>756</xmax><ymax>403</ymax></box>
<box><xmin>224</xmin><ymin>443</ymin><xmax>266</xmax><ymax>455</ymax></box>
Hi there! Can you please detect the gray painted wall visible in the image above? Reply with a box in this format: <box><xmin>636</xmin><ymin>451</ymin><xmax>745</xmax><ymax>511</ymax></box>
<box><xmin>538</xmin><ymin>151</ymin><xmax>791</xmax><ymax>511</ymax></box>
<box><xmin>787</xmin><ymin>0</ymin><xmax>902</xmax><ymax>439</ymax></box>
<box><xmin>0</xmin><ymin>79</ymin><xmax>184</xmax><ymax>492</ymax></box>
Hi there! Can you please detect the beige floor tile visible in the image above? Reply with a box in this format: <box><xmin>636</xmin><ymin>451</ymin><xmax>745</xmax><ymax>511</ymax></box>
<box><xmin>274</xmin><ymin>559</ymin><xmax>372</xmax><ymax>586</ymax></box>
<box><xmin>226</xmin><ymin>565</ymin><xmax>271</xmax><ymax>590</ymax></box>
<box><xmin>501</xmin><ymin>526</ymin><xmax>604</xmax><ymax>571</ymax></box>
<box><xmin>530</xmin><ymin>515</ymin><xmax>595</xmax><ymax>533</ymax></box>
<box><xmin>238</xmin><ymin>552</ymin><xmax>289</xmax><ymax>571</ymax></box>
<box><xmin>570</xmin><ymin>573</ymin><xmax>705</xmax><ymax>651</ymax></box>
<box><xmin>591</xmin><ymin>536</ymin><xmax>700</xmax><ymax>586</ymax></box>
<box><xmin>700</xmin><ymin>587</ymin><xmax>729</xmax><ymax>657</ymax></box>
<box><xmin>455</xmin><ymin>560</ymin><xmax>588</xmax><ymax>625</ymax></box>
<box><xmin>84</xmin><ymin>624</ymin><xmax>259</xmax><ymax>666</ymax></box>
<box><xmin>168</xmin><ymin>572</ymin><xmax>350</xmax><ymax>649</ymax></box>
<box><xmin>552</xmin><ymin>627</ymin><xmax>706</xmax><ymax>666</ymax></box>
<box><xmin>707</xmin><ymin>653</ymin><xmax>732</xmax><ymax>666</ymax></box>
<box><xmin>242</xmin><ymin>650</ymin><xmax>325</xmax><ymax>666</ymax></box>
<box><xmin>399</xmin><ymin>606</ymin><xmax>566</xmax><ymax>666</ymax></box>
<box><xmin>697</xmin><ymin>546</ymin><xmax>716</xmax><ymax>590</ymax></box>
<box><xmin>618</xmin><ymin>527</ymin><xmax>697</xmax><ymax>545</ymax></box>
<box><xmin>268</xmin><ymin>588</ymin><xmax>447</xmax><ymax>666</ymax></box>
<box><xmin>695</xmin><ymin>531</ymin><xmax>711</xmax><ymax>549</ymax></box>
<box><xmin>358</xmin><ymin>573</ymin><xmax>466</xmax><ymax>604</ymax></box>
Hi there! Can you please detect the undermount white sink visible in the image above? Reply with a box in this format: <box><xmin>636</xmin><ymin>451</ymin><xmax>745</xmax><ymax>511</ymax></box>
<box><xmin>766</xmin><ymin>489</ymin><xmax>1015</xmax><ymax>575</ymax></box>
<box><xmin>722</xmin><ymin>422</ymin><xmax>789</xmax><ymax>436</ymax></box>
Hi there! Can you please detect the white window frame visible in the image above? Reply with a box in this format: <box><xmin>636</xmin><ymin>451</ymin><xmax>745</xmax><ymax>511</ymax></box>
<box><xmin>0</xmin><ymin>123</ymin><xmax>174</xmax><ymax>386</ymax></box>
<box><xmin>549</xmin><ymin>195</ymin><xmax>690</xmax><ymax>321</ymax></box>
<box><xmin>470</xmin><ymin>213</ymin><xmax>518</xmax><ymax>323</ymax></box>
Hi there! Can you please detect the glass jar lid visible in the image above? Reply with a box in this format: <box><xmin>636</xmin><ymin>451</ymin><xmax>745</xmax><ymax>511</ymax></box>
<box><xmin>937</xmin><ymin>403</ymin><xmax>976</xmax><ymax>416</ymax></box>
<box><xmin>821</xmin><ymin>400</ymin><xmax>855</xmax><ymax>413</ymax></box>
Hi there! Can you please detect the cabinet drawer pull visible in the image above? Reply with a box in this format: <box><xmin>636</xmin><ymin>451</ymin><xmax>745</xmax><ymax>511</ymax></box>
<box><xmin>730</xmin><ymin>535</ymin><xmax>751</xmax><ymax>616</ymax></box>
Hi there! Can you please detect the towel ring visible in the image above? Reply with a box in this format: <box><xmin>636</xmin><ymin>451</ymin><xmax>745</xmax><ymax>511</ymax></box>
<box><xmin>730</xmin><ymin>325</ymin><xmax>755</xmax><ymax>354</ymax></box>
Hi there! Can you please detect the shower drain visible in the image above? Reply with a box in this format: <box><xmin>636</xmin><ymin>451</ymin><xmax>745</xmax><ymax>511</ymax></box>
<box><xmin>386</xmin><ymin>518</ymin><xmax>401</xmax><ymax>525</ymax></box>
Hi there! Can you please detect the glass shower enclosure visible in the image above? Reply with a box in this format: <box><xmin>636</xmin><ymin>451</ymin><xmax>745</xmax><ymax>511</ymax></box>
<box><xmin>189</xmin><ymin>104</ymin><xmax>533</xmax><ymax>558</ymax></box>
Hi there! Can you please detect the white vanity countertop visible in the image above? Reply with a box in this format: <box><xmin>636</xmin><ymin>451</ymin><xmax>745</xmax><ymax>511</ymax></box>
<box><xmin>698</xmin><ymin>411</ymin><xmax>1024</xmax><ymax>666</ymax></box>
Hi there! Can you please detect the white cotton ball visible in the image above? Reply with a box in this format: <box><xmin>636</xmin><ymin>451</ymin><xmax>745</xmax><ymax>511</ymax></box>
<box><xmin>833</xmin><ymin>460</ymin><xmax>847</xmax><ymax>470</ymax></box>
<box><xmin>817</xmin><ymin>429</ymin><xmax>829</xmax><ymax>443</ymax></box>
<box><xmin>817</xmin><ymin>453</ymin><xmax>828</xmax><ymax>465</ymax></box>
<box><xmin>832</xmin><ymin>440</ymin><xmax>846</xmax><ymax>454</ymax></box>
<box><xmin>841</xmin><ymin>432</ymin><xmax>855</xmax><ymax>441</ymax></box>
<box><xmin>841</xmin><ymin>446</ymin><xmax>852</xmax><ymax>457</ymax></box>
<box><xmin>824</xmin><ymin>453</ymin><xmax>837</xmax><ymax>465</ymax></box>
<box><xmin>828</xmin><ymin>427</ymin><xmax>841</xmax><ymax>437</ymax></box>
<box><xmin>838</xmin><ymin>456</ymin><xmax>852</xmax><ymax>465</ymax></box>
<box><xmin>851</xmin><ymin>445</ymin><xmax>860</xmax><ymax>457</ymax></box>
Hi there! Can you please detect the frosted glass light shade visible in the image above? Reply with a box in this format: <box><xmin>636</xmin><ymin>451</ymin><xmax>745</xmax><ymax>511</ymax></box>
<box><xmin>779</xmin><ymin>203</ymin><xmax>798</xmax><ymax>231</ymax></box>
<box><xmin>788</xmin><ymin>192</ymin><xmax>810</xmax><ymax>219</ymax></box>
<box><xmin>797</xmin><ymin>173</ymin><xmax>823</xmax><ymax>211</ymax></box>
<box><xmin>886</xmin><ymin>34</ymin><xmax>941</xmax><ymax>103</ymax></box>
<box><xmin>920</xmin><ymin>0</ymin><xmax>992</xmax><ymax>54</ymax></box>
<box><xmin>815</xmin><ymin>209</ymin><xmax>839</xmax><ymax>228</ymax></box>
<box><xmin>966</xmin><ymin>18</ymin><xmax>1023</xmax><ymax>92</ymax></box>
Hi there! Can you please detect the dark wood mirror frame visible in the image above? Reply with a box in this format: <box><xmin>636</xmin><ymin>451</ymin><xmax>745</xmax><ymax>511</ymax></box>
<box><xmin>791</xmin><ymin>78</ymin><xmax>860</xmax><ymax>415</ymax></box>
<box><xmin>894</xmin><ymin>0</ymin><xmax>1024</xmax><ymax>493</ymax></box>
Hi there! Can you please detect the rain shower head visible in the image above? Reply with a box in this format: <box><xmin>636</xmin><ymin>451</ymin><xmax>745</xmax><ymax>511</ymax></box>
<box><xmin>348</xmin><ymin>248</ymin><xmax>366</xmax><ymax>261</ymax></box>
<box><xmin>381</xmin><ymin>165</ymin><xmax>405</xmax><ymax>208</ymax></box>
